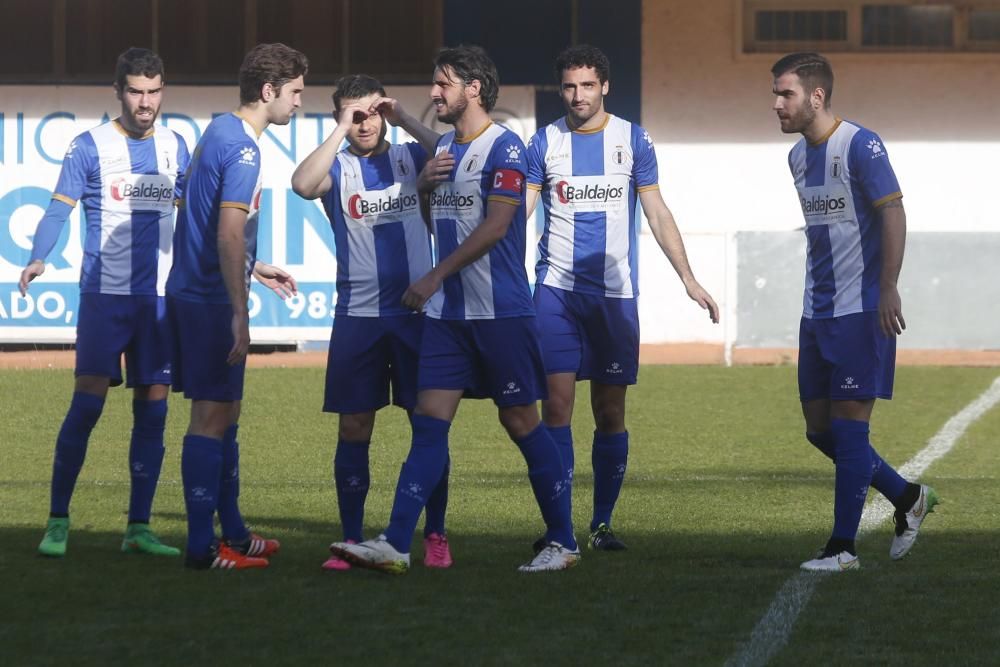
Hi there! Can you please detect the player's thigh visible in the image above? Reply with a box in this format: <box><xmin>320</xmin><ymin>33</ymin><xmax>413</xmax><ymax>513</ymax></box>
<box><xmin>323</xmin><ymin>316</ymin><xmax>391</xmax><ymax>414</ymax></box>
<box><xmin>75</xmin><ymin>293</ymin><xmax>130</xmax><ymax>386</ymax></box>
<box><xmin>168</xmin><ymin>297</ymin><xmax>245</xmax><ymax>402</ymax></box>
<box><xmin>797</xmin><ymin>316</ymin><xmax>831</xmax><ymax>402</ymax></box>
<box><xmin>824</xmin><ymin>312</ymin><xmax>895</xmax><ymax>402</ymax></box>
<box><xmin>470</xmin><ymin>317</ymin><xmax>548</xmax><ymax>409</ymax></box>
<box><xmin>801</xmin><ymin>398</ymin><xmax>832</xmax><ymax>433</ymax></box>
<box><xmin>417</xmin><ymin>318</ymin><xmax>476</xmax><ymax>396</ymax></box>
<box><xmin>533</xmin><ymin>285</ymin><xmax>583</xmax><ymax>376</ymax></box>
<box><xmin>385</xmin><ymin>314</ymin><xmax>424</xmax><ymax>411</ymax></box>
<box><xmin>590</xmin><ymin>381</ymin><xmax>627</xmax><ymax>433</ymax></box>
<box><xmin>578</xmin><ymin>294</ymin><xmax>639</xmax><ymax>385</ymax></box>
<box><xmin>124</xmin><ymin>295</ymin><xmax>172</xmax><ymax>388</ymax></box>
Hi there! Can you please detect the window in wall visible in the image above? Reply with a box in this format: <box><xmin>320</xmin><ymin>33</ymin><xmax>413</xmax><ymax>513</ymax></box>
<box><xmin>744</xmin><ymin>1</ymin><xmax>1000</xmax><ymax>53</ymax></box>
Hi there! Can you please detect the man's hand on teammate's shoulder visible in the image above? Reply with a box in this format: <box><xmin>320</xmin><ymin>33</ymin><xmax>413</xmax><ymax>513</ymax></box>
<box><xmin>253</xmin><ymin>261</ymin><xmax>298</xmax><ymax>300</ymax></box>
<box><xmin>18</xmin><ymin>260</ymin><xmax>45</xmax><ymax>297</ymax></box>
<box><xmin>418</xmin><ymin>153</ymin><xmax>455</xmax><ymax>193</ymax></box>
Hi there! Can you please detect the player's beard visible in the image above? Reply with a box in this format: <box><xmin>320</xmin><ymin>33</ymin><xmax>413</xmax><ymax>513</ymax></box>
<box><xmin>780</xmin><ymin>103</ymin><xmax>815</xmax><ymax>135</ymax></box>
<box><xmin>566</xmin><ymin>96</ymin><xmax>602</xmax><ymax>128</ymax></box>
<box><xmin>436</xmin><ymin>95</ymin><xmax>468</xmax><ymax>125</ymax></box>
<box><xmin>123</xmin><ymin>105</ymin><xmax>159</xmax><ymax>134</ymax></box>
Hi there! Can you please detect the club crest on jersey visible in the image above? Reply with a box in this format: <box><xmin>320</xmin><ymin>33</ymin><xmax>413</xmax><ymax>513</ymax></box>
<box><xmin>612</xmin><ymin>146</ymin><xmax>626</xmax><ymax>165</ymax></box>
<box><xmin>830</xmin><ymin>157</ymin><xmax>842</xmax><ymax>179</ymax></box>
<box><xmin>397</xmin><ymin>159</ymin><xmax>409</xmax><ymax>176</ymax></box>
<box><xmin>465</xmin><ymin>154</ymin><xmax>480</xmax><ymax>172</ymax></box>
<box><xmin>238</xmin><ymin>146</ymin><xmax>257</xmax><ymax>166</ymax></box>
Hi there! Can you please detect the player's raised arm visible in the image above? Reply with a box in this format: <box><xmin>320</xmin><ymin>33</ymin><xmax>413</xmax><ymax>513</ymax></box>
<box><xmin>291</xmin><ymin>101</ymin><xmax>370</xmax><ymax>200</ymax></box>
<box><xmin>639</xmin><ymin>188</ymin><xmax>719</xmax><ymax>323</ymax></box>
<box><xmin>372</xmin><ymin>96</ymin><xmax>441</xmax><ymax>154</ymax></box>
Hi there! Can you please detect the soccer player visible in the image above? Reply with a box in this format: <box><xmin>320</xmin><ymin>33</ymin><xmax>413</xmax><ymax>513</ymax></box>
<box><xmin>771</xmin><ymin>52</ymin><xmax>937</xmax><ymax>572</ymax></box>
<box><xmin>524</xmin><ymin>45</ymin><xmax>719</xmax><ymax>551</ymax></box>
<box><xmin>166</xmin><ymin>43</ymin><xmax>307</xmax><ymax>570</ymax></box>
<box><xmin>331</xmin><ymin>45</ymin><xmax>578</xmax><ymax>574</ymax></box>
<box><xmin>290</xmin><ymin>74</ymin><xmax>454</xmax><ymax>570</ymax></box>
<box><xmin>19</xmin><ymin>48</ymin><xmax>188</xmax><ymax>559</ymax></box>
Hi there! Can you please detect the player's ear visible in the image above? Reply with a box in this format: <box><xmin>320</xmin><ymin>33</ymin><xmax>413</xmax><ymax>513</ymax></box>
<box><xmin>601</xmin><ymin>80</ymin><xmax>609</xmax><ymax>96</ymax></box>
<box><xmin>466</xmin><ymin>78</ymin><xmax>481</xmax><ymax>101</ymax></box>
<box><xmin>262</xmin><ymin>82</ymin><xmax>274</xmax><ymax>103</ymax></box>
<box><xmin>113</xmin><ymin>83</ymin><xmax>123</xmax><ymax>101</ymax></box>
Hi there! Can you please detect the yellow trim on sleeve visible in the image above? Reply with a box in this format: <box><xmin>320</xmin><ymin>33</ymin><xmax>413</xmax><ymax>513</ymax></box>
<box><xmin>526</xmin><ymin>183</ymin><xmax>543</xmax><ymax>191</ymax></box>
<box><xmin>52</xmin><ymin>193</ymin><xmax>77</xmax><ymax>207</ymax></box>
<box><xmin>636</xmin><ymin>184</ymin><xmax>659</xmax><ymax>193</ymax></box>
<box><xmin>174</xmin><ymin>198</ymin><xmax>183</xmax><ymax>208</ymax></box>
<box><xmin>487</xmin><ymin>195</ymin><xmax>521</xmax><ymax>207</ymax></box>
<box><xmin>873</xmin><ymin>191</ymin><xmax>903</xmax><ymax>208</ymax></box>
<box><xmin>220</xmin><ymin>201</ymin><xmax>251</xmax><ymax>212</ymax></box>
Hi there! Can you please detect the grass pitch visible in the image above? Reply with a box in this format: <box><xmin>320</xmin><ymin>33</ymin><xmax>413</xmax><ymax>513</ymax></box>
<box><xmin>0</xmin><ymin>365</ymin><xmax>998</xmax><ymax>665</ymax></box>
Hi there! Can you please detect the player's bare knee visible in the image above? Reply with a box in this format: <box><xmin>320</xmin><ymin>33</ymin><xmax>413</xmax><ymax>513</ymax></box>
<box><xmin>542</xmin><ymin>396</ymin><xmax>573</xmax><ymax>426</ymax></box>
<box><xmin>339</xmin><ymin>411</ymin><xmax>376</xmax><ymax>442</ymax></box>
<box><xmin>499</xmin><ymin>404</ymin><xmax>541</xmax><ymax>440</ymax></box>
<box><xmin>74</xmin><ymin>375</ymin><xmax>111</xmax><ymax>398</ymax></box>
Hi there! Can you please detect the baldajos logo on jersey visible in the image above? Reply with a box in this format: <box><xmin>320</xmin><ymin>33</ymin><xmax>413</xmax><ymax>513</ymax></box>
<box><xmin>429</xmin><ymin>191</ymin><xmax>476</xmax><ymax>209</ymax></box>
<box><xmin>800</xmin><ymin>193</ymin><xmax>847</xmax><ymax>216</ymax></box>
<box><xmin>347</xmin><ymin>191</ymin><xmax>419</xmax><ymax>220</ymax></box>
<box><xmin>555</xmin><ymin>181</ymin><xmax>624</xmax><ymax>204</ymax></box>
<box><xmin>106</xmin><ymin>174</ymin><xmax>175</xmax><ymax>213</ymax></box>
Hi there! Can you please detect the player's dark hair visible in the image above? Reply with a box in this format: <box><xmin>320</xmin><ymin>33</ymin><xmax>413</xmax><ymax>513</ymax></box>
<box><xmin>771</xmin><ymin>52</ymin><xmax>834</xmax><ymax>108</ymax></box>
<box><xmin>332</xmin><ymin>74</ymin><xmax>386</xmax><ymax>113</ymax></box>
<box><xmin>239</xmin><ymin>43</ymin><xmax>309</xmax><ymax>106</ymax></box>
<box><xmin>114</xmin><ymin>48</ymin><xmax>164</xmax><ymax>91</ymax></box>
<box><xmin>433</xmin><ymin>45</ymin><xmax>499</xmax><ymax>112</ymax></box>
<box><xmin>554</xmin><ymin>44</ymin><xmax>610</xmax><ymax>84</ymax></box>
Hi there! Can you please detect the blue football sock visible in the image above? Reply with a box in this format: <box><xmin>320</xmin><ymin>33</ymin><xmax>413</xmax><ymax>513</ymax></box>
<box><xmin>50</xmin><ymin>392</ymin><xmax>105</xmax><ymax>516</ymax></box>
<box><xmin>546</xmin><ymin>424</ymin><xmax>575</xmax><ymax>485</ymax></box>
<box><xmin>830</xmin><ymin>418</ymin><xmax>873</xmax><ymax>542</ymax></box>
<box><xmin>383</xmin><ymin>414</ymin><xmax>450</xmax><ymax>553</ymax></box>
<box><xmin>807</xmin><ymin>430</ymin><xmax>907</xmax><ymax>503</ymax></box>
<box><xmin>334</xmin><ymin>439</ymin><xmax>370</xmax><ymax>543</ymax></box>
<box><xmin>591</xmin><ymin>430</ymin><xmax>628</xmax><ymax>532</ymax></box>
<box><xmin>127</xmin><ymin>398</ymin><xmax>167</xmax><ymax>524</ymax></box>
<box><xmin>516</xmin><ymin>424</ymin><xmax>576</xmax><ymax>550</ymax></box>
<box><xmin>869</xmin><ymin>447</ymin><xmax>908</xmax><ymax>505</ymax></box>
<box><xmin>423</xmin><ymin>454</ymin><xmax>450</xmax><ymax>537</ymax></box>
<box><xmin>217</xmin><ymin>424</ymin><xmax>248</xmax><ymax>542</ymax></box>
<box><xmin>181</xmin><ymin>434</ymin><xmax>222</xmax><ymax>558</ymax></box>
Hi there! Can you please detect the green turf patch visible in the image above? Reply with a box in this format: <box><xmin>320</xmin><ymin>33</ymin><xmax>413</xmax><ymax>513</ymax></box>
<box><xmin>0</xmin><ymin>366</ymin><xmax>997</xmax><ymax>664</ymax></box>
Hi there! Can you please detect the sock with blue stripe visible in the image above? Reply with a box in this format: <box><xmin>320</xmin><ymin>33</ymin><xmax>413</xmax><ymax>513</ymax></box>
<box><xmin>830</xmin><ymin>418</ymin><xmax>873</xmax><ymax>545</ymax></box>
<box><xmin>516</xmin><ymin>424</ymin><xmax>576</xmax><ymax>550</ymax></box>
<box><xmin>181</xmin><ymin>434</ymin><xmax>222</xmax><ymax>558</ymax></box>
<box><xmin>591</xmin><ymin>430</ymin><xmax>628</xmax><ymax>532</ymax></box>
<box><xmin>807</xmin><ymin>430</ymin><xmax>908</xmax><ymax>504</ymax></box>
<box><xmin>383</xmin><ymin>414</ymin><xmax>450</xmax><ymax>553</ymax></box>
<box><xmin>50</xmin><ymin>392</ymin><xmax>105</xmax><ymax>516</ymax></box>
<box><xmin>218</xmin><ymin>424</ymin><xmax>249</xmax><ymax>543</ymax></box>
<box><xmin>334</xmin><ymin>439</ymin><xmax>370</xmax><ymax>543</ymax></box>
<box><xmin>423</xmin><ymin>454</ymin><xmax>450</xmax><ymax>537</ymax></box>
<box><xmin>127</xmin><ymin>398</ymin><xmax>167</xmax><ymax>524</ymax></box>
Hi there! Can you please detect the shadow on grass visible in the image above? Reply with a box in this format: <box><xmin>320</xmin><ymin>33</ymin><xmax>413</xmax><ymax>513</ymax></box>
<box><xmin>3</xmin><ymin>521</ymin><xmax>996</xmax><ymax>666</ymax></box>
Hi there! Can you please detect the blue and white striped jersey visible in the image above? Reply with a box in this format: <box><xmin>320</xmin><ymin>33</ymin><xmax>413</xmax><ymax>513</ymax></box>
<box><xmin>426</xmin><ymin>123</ymin><xmax>534</xmax><ymax>320</ymax></box>
<box><xmin>788</xmin><ymin>119</ymin><xmax>902</xmax><ymax>320</ymax></box>
<box><xmin>167</xmin><ymin>113</ymin><xmax>263</xmax><ymax>304</ymax></box>
<box><xmin>51</xmin><ymin>120</ymin><xmax>189</xmax><ymax>296</ymax></box>
<box><xmin>526</xmin><ymin>114</ymin><xmax>659</xmax><ymax>299</ymax></box>
<box><xmin>321</xmin><ymin>142</ymin><xmax>432</xmax><ymax>317</ymax></box>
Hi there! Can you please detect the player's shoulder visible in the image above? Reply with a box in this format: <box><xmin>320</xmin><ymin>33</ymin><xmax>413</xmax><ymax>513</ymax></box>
<box><xmin>488</xmin><ymin>124</ymin><xmax>527</xmax><ymax>167</ymax></box>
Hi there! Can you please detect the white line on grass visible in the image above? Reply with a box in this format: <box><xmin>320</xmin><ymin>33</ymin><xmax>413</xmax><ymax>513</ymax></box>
<box><xmin>725</xmin><ymin>375</ymin><xmax>1000</xmax><ymax>667</ymax></box>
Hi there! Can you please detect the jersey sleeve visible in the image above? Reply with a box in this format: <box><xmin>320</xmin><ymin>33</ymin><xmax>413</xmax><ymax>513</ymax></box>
<box><xmin>849</xmin><ymin>129</ymin><xmax>902</xmax><ymax>208</ymax></box>
<box><xmin>51</xmin><ymin>133</ymin><xmax>96</xmax><ymax>207</ymax></box>
<box><xmin>320</xmin><ymin>159</ymin><xmax>342</xmax><ymax>219</ymax></box>
<box><xmin>407</xmin><ymin>142</ymin><xmax>429</xmax><ymax>172</ymax></box>
<box><xmin>220</xmin><ymin>139</ymin><xmax>261</xmax><ymax>212</ymax></box>
<box><xmin>525</xmin><ymin>130</ymin><xmax>547</xmax><ymax>191</ymax></box>
<box><xmin>486</xmin><ymin>132</ymin><xmax>527</xmax><ymax>207</ymax></box>
<box><xmin>173</xmin><ymin>132</ymin><xmax>192</xmax><ymax>205</ymax></box>
<box><xmin>631</xmin><ymin>124</ymin><xmax>659</xmax><ymax>192</ymax></box>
